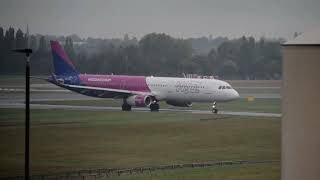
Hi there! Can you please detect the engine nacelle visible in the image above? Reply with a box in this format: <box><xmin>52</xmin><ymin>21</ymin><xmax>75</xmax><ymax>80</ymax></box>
<box><xmin>166</xmin><ymin>101</ymin><xmax>192</xmax><ymax>107</ymax></box>
<box><xmin>126</xmin><ymin>95</ymin><xmax>152</xmax><ymax>107</ymax></box>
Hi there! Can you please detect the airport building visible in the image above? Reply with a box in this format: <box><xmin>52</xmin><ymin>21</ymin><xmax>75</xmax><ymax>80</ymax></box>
<box><xmin>282</xmin><ymin>29</ymin><xmax>320</xmax><ymax>180</ymax></box>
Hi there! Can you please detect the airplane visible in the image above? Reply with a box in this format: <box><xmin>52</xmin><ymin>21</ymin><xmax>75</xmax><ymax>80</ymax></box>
<box><xmin>46</xmin><ymin>40</ymin><xmax>239</xmax><ymax>113</ymax></box>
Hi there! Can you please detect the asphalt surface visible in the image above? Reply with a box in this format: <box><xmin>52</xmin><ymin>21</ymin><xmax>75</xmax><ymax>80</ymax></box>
<box><xmin>0</xmin><ymin>85</ymin><xmax>281</xmax><ymax>100</ymax></box>
<box><xmin>0</xmin><ymin>92</ymin><xmax>280</xmax><ymax>103</ymax></box>
<box><xmin>0</xmin><ymin>83</ymin><xmax>281</xmax><ymax>118</ymax></box>
<box><xmin>0</xmin><ymin>103</ymin><xmax>281</xmax><ymax>118</ymax></box>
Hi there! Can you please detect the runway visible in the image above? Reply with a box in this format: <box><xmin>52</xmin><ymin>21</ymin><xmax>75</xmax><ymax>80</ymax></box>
<box><xmin>0</xmin><ymin>86</ymin><xmax>281</xmax><ymax>99</ymax></box>
<box><xmin>0</xmin><ymin>81</ymin><xmax>281</xmax><ymax>118</ymax></box>
<box><xmin>0</xmin><ymin>103</ymin><xmax>281</xmax><ymax>118</ymax></box>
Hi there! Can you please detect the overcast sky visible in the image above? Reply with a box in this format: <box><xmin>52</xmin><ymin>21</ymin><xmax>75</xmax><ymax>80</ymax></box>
<box><xmin>0</xmin><ymin>0</ymin><xmax>319</xmax><ymax>39</ymax></box>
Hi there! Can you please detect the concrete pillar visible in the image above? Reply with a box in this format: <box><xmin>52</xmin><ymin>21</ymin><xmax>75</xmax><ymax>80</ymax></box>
<box><xmin>282</xmin><ymin>44</ymin><xmax>320</xmax><ymax>180</ymax></box>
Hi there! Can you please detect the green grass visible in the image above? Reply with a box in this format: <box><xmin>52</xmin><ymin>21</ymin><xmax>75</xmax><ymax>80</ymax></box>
<box><xmin>0</xmin><ymin>108</ymin><xmax>280</xmax><ymax>177</ymax></box>
<box><xmin>99</xmin><ymin>163</ymin><xmax>280</xmax><ymax>180</ymax></box>
<box><xmin>34</xmin><ymin>98</ymin><xmax>281</xmax><ymax>113</ymax></box>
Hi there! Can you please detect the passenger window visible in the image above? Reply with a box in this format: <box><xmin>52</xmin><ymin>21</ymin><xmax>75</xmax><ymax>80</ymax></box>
<box><xmin>218</xmin><ymin>86</ymin><xmax>222</xmax><ymax>89</ymax></box>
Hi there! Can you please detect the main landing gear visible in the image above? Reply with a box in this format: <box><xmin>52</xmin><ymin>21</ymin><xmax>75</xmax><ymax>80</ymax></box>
<box><xmin>212</xmin><ymin>102</ymin><xmax>218</xmax><ymax>114</ymax></box>
<box><xmin>122</xmin><ymin>103</ymin><xmax>132</xmax><ymax>111</ymax></box>
<box><xmin>121</xmin><ymin>99</ymin><xmax>159</xmax><ymax>112</ymax></box>
<box><xmin>150</xmin><ymin>102</ymin><xmax>160</xmax><ymax>112</ymax></box>
<box><xmin>122</xmin><ymin>99</ymin><xmax>132</xmax><ymax>111</ymax></box>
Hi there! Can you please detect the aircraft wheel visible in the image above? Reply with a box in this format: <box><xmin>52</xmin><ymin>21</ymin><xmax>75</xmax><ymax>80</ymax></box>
<box><xmin>212</xmin><ymin>101</ymin><xmax>218</xmax><ymax>114</ymax></box>
<box><xmin>150</xmin><ymin>103</ymin><xmax>160</xmax><ymax>112</ymax></box>
<box><xmin>122</xmin><ymin>104</ymin><xmax>132</xmax><ymax>111</ymax></box>
<box><xmin>212</xmin><ymin>108</ymin><xmax>218</xmax><ymax>114</ymax></box>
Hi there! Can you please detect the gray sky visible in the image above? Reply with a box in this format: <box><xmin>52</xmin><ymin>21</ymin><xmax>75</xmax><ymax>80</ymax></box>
<box><xmin>0</xmin><ymin>0</ymin><xmax>319</xmax><ymax>39</ymax></box>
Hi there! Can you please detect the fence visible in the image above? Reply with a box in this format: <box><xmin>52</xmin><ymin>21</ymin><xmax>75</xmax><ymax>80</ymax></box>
<box><xmin>1</xmin><ymin>160</ymin><xmax>279</xmax><ymax>180</ymax></box>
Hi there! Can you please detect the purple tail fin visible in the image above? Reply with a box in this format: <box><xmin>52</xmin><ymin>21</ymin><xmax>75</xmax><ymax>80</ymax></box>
<box><xmin>50</xmin><ymin>41</ymin><xmax>79</xmax><ymax>76</ymax></box>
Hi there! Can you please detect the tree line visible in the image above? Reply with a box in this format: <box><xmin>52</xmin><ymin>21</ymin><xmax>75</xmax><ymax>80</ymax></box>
<box><xmin>0</xmin><ymin>26</ymin><xmax>283</xmax><ymax>79</ymax></box>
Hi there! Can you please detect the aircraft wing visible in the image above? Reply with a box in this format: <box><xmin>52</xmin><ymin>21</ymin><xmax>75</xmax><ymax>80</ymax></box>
<box><xmin>60</xmin><ymin>83</ymin><xmax>153</xmax><ymax>99</ymax></box>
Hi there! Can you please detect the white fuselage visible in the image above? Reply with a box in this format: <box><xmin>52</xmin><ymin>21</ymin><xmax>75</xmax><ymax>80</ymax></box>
<box><xmin>146</xmin><ymin>77</ymin><xmax>239</xmax><ymax>102</ymax></box>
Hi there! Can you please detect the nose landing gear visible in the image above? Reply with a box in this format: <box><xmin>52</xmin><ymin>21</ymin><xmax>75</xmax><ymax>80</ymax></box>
<box><xmin>212</xmin><ymin>102</ymin><xmax>218</xmax><ymax>114</ymax></box>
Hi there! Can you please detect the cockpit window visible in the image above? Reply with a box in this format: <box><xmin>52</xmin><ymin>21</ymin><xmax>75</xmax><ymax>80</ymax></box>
<box><xmin>219</xmin><ymin>85</ymin><xmax>233</xmax><ymax>90</ymax></box>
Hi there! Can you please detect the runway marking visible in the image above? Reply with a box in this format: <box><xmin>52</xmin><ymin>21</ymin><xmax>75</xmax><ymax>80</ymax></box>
<box><xmin>0</xmin><ymin>103</ymin><xmax>281</xmax><ymax>118</ymax></box>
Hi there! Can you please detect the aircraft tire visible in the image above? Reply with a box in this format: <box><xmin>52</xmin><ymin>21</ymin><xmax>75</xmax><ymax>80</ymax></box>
<box><xmin>212</xmin><ymin>109</ymin><xmax>218</xmax><ymax>114</ymax></box>
<box><xmin>122</xmin><ymin>104</ymin><xmax>132</xmax><ymax>111</ymax></box>
<box><xmin>150</xmin><ymin>103</ymin><xmax>160</xmax><ymax>112</ymax></box>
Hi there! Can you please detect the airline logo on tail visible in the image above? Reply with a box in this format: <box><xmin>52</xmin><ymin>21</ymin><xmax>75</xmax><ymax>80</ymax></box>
<box><xmin>50</xmin><ymin>41</ymin><xmax>79</xmax><ymax>76</ymax></box>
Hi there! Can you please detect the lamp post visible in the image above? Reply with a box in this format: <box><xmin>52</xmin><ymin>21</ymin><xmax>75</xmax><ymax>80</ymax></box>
<box><xmin>13</xmin><ymin>48</ymin><xmax>32</xmax><ymax>180</ymax></box>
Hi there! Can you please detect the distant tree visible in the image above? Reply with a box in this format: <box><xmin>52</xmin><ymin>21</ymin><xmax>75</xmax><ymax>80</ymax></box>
<box><xmin>15</xmin><ymin>29</ymin><xmax>25</xmax><ymax>49</ymax></box>
<box><xmin>64</xmin><ymin>37</ymin><xmax>76</xmax><ymax>61</ymax></box>
<box><xmin>76</xmin><ymin>50</ymin><xmax>88</xmax><ymax>72</ymax></box>
<box><xmin>192</xmin><ymin>55</ymin><xmax>211</xmax><ymax>75</ymax></box>
<box><xmin>0</xmin><ymin>27</ymin><xmax>4</xmax><ymax>54</ymax></box>
<box><xmin>187</xmin><ymin>36</ymin><xmax>227</xmax><ymax>55</ymax></box>
<box><xmin>29</xmin><ymin>35</ymin><xmax>38</xmax><ymax>50</ymax></box>
<box><xmin>0</xmin><ymin>27</ymin><xmax>283</xmax><ymax>78</ymax></box>
<box><xmin>0</xmin><ymin>27</ymin><xmax>4</xmax><ymax>44</ymax></box>
<box><xmin>246</xmin><ymin>37</ymin><xmax>256</xmax><ymax>79</ymax></box>
<box><xmin>69</xmin><ymin>34</ymin><xmax>81</xmax><ymax>42</ymax></box>
<box><xmin>4</xmin><ymin>27</ymin><xmax>15</xmax><ymax>49</ymax></box>
<box><xmin>208</xmin><ymin>48</ymin><xmax>220</xmax><ymax>75</ymax></box>
<box><xmin>124</xmin><ymin>34</ymin><xmax>129</xmax><ymax>42</ymax></box>
<box><xmin>1</xmin><ymin>27</ymin><xmax>18</xmax><ymax>74</ymax></box>
<box><xmin>238</xmin><ymin>36</ymin><xmax>252</xmax><ymax>79</ymax></box>
<box><xmin>120</xmin><ymin>45</ymin><xmax>143</xmax><ymax>75</ymax></box>
<box><xmin>131</xmin><ymin>37</ymin><xmax>138</xmax><ymax>44</ymax></box>
<box><xmin>219</xmin><ymin>60</ymin><xmax>238</xmax><ymax>79</ymax></box>
<box><xmin>30</xmin><ymin>36</ymin><xmax>51</xmax><ymax>75</ymax></box>
<box><xmin>11</xmin><ymin>29</ymin><xmax>25</xmax><ymax>73</ymax></box>
<box><xmin>38</xmin><ymin>36</ymin><xmax>47</xmax><ymax>53</ymax></box>
<box><xmin>139</xmin><ymin>33</ymin><xmax>192</xmax><ymax>76</ymax></box>
<box><xmin>0</xmin><ymin>27</ymin><xmax>4</xmax><ymax>74</ymax></box>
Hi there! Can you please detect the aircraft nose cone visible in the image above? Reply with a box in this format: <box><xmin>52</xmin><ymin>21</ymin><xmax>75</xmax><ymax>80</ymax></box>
<box><xmin>233</xmin><ymin>90</ymin><xmax>240</xmax><ymax>99</ymax></box>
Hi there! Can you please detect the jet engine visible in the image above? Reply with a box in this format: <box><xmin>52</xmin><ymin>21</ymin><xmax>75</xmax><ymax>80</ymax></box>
<box><xmin>166</xmin><ymin>101</ymin><xmax>192</xmax><ymax>107</ymax></box>
<box><xmin>126</xmin><ymin>95</ymin><xmax>152</xmax><ymax>107</ymax></box>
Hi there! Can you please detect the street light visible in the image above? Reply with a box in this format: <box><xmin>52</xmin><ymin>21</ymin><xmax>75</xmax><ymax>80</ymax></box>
<box><xmin>13</xmin><ymin>43</ymin><xmax>32</xmax><ymax>180</ymax></box>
